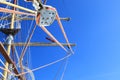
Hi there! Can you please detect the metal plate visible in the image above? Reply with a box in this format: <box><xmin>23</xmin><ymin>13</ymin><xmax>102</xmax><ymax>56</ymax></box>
<box><xmin>37</xmin><ymin>6</ymin><xmax>56</xmax><ymax>26</ymax></box>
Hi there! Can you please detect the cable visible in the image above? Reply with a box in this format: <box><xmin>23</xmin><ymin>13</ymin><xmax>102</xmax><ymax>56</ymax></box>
<box><xmin>40</xmin><ymin>26</ymin><xmax>69</xmax><ymax>53</ymax></box>
<box><xmin>0</xmin><ymin>7</ymin><xmax>36</xmax><ymax>16</ymax></box>
<box><xmin>14</xmin><ymin>45</ymin><xmax>34</xmax><ymax>80</ymax></box>
<box><xmin>0</xmin><ymin>59</ymin><xmax>7</xmax><ymax>68</ymax></box>
<box><xmin>0</xmin><ymin>66</ymin><xmax>12</xmax><ymax>74</ymax></box>
<box><xmin>53</xmin><ymin>59</ymin><xmax>66</xmax><ymax>80</ymax></box>
<box><xmin>0</xmin><ymin>72</ymin><xmax>5</xmax><ymax>79</ymax></box>
<box><xmin>56</xmin><ymin>12</ymin><xmax>74</xmax><ymax>54</ymax></box>
<box><xmin>14</xmin><ymin>46</ymin><xmax>20</xmax><ymax>62</ymax></box>
<box><xmin>0</xmin><ymin>14</ymin><xmax>12</xmax><ymax>21</ymax></box>
<box><xmin>60</xmin><ymin>58</ymin><xmax>68</xmax><ymax>80</ymax></box>
<box><xmin>19</xmin><ymin>24</ymin><xmax>37</xmax><ymax>74</ymax></box>
<box><xmin>16</xmin><ymin>54</ymin><xmax>71</xmax><ymax>76</ymax></box>
<box><xmin>0</xmin><ymin>0</ymin><xmax>12</xmax><ymax>24</ymax></box>
<box><xmin>23</xmin><ymin>66</ymin><xmax>35</xmax><ymax>80</ymax></box>
<box><xmin>25</xmin><ymin>17</ymin><xmax>35</xmax><ymax>43</ymax></box>
<box><xmin>0</xmin><ymin>15</ymin><xmax>35</xmax><ymax>28</ymax></box>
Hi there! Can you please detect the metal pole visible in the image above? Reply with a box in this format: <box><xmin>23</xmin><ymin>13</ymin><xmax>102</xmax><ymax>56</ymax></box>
<box><xmin>3</xmin><ymin>35</ymin><xmax>13</xmax><ymax>80</ymax></box>
<box><xmin>3</xmin><ymin>0</ymin><xmax>16</xmax><ymax>80</ymax></box>
<box><xmin>0</xmin><ymin>1</ymin><xmax>36</xmax><ymax>14</ymax></box>
<box><xmin>3</xmin><ymin>42</ymin><xmax>76</xmax><ymax>47</ymax></box>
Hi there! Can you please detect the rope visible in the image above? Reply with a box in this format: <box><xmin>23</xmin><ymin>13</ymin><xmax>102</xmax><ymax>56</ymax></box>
<box><xmin>23</xmin><ymin>17</ymin><xmax>34</xmax><ymax>70</ymax></box>
<box><xmin>15</xmin><ymin>45</ymin><xmax>34</xmax><ymax>80</ymax></box>
<box><xmin>60</xmin><ymin>58</ymin><xmax>68</xmax><ymax>80</ymax></box>
<box><xmin>0</xmin><ymin>15</ymin><xmax>34</xmax><ymax>28</ymax></box>
<box><xmin>14</xmin><ymin>46</ymin><xmax>20</xmax><ymax>62</ymax></box>
<box><xmin>0</xmin><ymin>72</ymin><xmax>5</xmax><ymax>78</ymax></box>
<box><xmin>56</xmin><ymin>12</ymin><xmax>74</xmax><ymax>54</ymax></box>
<box><xmin>0</xmin><ymin>59</ymin><xmax>7</xmax><ymax>68</ymax></box>
<box><xmin>0</xmin><ymin>1</ymin><xmax>36</xmax><ymax>14</ymax></box>
<box><xmin>25</xmin><ymin>17</ymin><xmax>35</xmax><ymax>44</ymax></box>
<box><xmin>19</xmin><ymin>24</ymin><xmax>37</xmax><ymax>74</ymax></box>
<box><xmin>14</xmin><ymin>46</ymin><xmax>34</xmax><ymax>80</ymax></box>
<box><xmin>0</xmin><ymin>14</ymin><xmax>12</xmax><ymax>21</ymax></box>
<box><xmin>0</xmin><ymin>7</ymin><xmax>36</xmax><ymax>16</ymax></box>
<box><xmin>16</xmin><ymin>54</ymin><xmax>71</xmax><ymax>76</ymax></box>
<box><xmin>0</xmin><ymin>66</ymin><xmax>11</xmax><ymax>74</ymax></box>
<box><xmin>0</xmin><ymin>0</ymin><xmax>12</xmax><ymax>24</ymax></box>
<box><xmin>40</xmin><ymin>26</ymin><xmax>69</xmax><ymax>53</ymax></box>
<box><xmin>23</xmin><ymin>66</ymin><xmax>35</xmax><ymax>80</ymax></box>
<box><xmin>53</xmin><ymin>59</ymin><xmax>66</xmax><ymax>80</ymax></box>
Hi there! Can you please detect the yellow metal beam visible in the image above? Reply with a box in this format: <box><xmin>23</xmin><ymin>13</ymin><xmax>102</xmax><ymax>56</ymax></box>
<box><xmin>3</xmin><ymin>1</ymin><xmax>16</xmax><ymax>80</ymax></box>
<box><xmin>3</xmin><ymin>45</ymin><xmax>11</xmax><ymax>80</ymax></box>
<box><xmin>0</xmin><ymin>42</ymin><xmax>23</xmax><ymax>80</ymax></box>
<box><xmin>0</xmin><ymin>1</ymin><xmax>36</xmax><ymax>14</ymax></box>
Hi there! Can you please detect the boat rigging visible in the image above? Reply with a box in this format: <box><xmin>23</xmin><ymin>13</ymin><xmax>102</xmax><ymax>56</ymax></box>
<box><xmin>0</xmin><ymin>0</ymin><xmax>75</xmax><ymax>80</ymax></box>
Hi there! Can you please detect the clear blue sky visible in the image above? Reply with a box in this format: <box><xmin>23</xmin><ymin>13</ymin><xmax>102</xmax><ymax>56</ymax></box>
<box><xmin>62</xmin><ymin>0</ymin><xmax>120</xmax><ymax>80</ymax></box>
<box><xmin>41</xmin><ymin>0</ymin><xmax>120</xmax><ymax>80</ymax></box>
<box><xmin>1</xmin><ymin>0</ymin><xmax>120</xmax><ymax>80</ymax></box>
<box><xmin>31</xmin><ymin>0</ymin><xmax>120</xmax><ymax>80</ymax></box>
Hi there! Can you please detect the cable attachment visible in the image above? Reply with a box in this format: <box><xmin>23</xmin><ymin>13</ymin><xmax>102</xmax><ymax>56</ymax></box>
<box><xmin>7</xmin><ymin>64</ymin><xmax>16</xmax><ymax>80</ymax></box>
<box><xmin>6</xmin><ymin>35</ymin><xmax>13</xmax><ymax>45</ymax></box>
<box><xmin>32</xmin><ymin>0</ymin><xmax>43</xmax><ymax>11</ymax></box>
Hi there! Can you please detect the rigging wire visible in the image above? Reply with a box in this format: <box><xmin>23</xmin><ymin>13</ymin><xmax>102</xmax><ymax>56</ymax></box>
<box><xmin>16</xmin><ymin>54</ymin><xmax>71</xmax><ymax>76</ymax></box>
<box><xmin>56</xmin><ymin>13</ymin><xmax>74</xmax><ymax>54</ymax></box>
<box><xmin>23</xmin><ymin>66</ymin><xmax>35</xmax><ymax>80</ymax></box>
<box><xmin>24</xmin><ymin>3</ymin><xmax>34</xmax><ymax>78</ymax></box>
<box><xmin>0</xmin><ymin>0</ymin><xmax>12</xmax><ymax>24</ymax></box>
<box><xmin>0</xmin><ymin>7</ymin><xmax>35</xmax><ymax>16</ymax></box>
<box><xmin>14</xmin><ymin>1</ymin><xmax>35</xmax><ymax>79</ymax></box>
<box><xmin>14</xmin><ymin>46</ymin><xmax>20</xmax><ymax>63</ymax></box>
<box><xmin>60</xmin><ymin>58</ymin><xmax>68</xmax><ymax>80</ymax></box>
<box><xmin>0</xmin><ymin>66</ymin><xmax>11</xmax><ymax>74</ymax></box>
<box><xmin>28</xmin><ymin>46</ymin><xmax>32</xmax><ymax>71</ymax></box>
<box><xmin>0</xmin><ymin>59</ymin><xmax>7</xmax><ymax>68</ymax></box>
<box><xmin>14</xmin><ymin>46</ymin><xmax>35</xmax><ymax>80</ymax></box>
<box><xmin>25</xmin><ymin>1</ymin><xmax>32</xmax><ymax>70</ymax></box>
<box><xmin>40</xmin><ymin>26</ymin><xmax>69</xmax><ymax>53</ymax></box>
<box><xmin>0</xmin><ymin>1</ymin><xmax>74</xmax><ymax>80</ymax></box>
<box><xmin>0</xmin><ymin>66</ymin><xmax>16</xmax><ymax>79</ymax></box>
<box><xmin>25</xmin><ymin>17</ymin><xmax>35</xmax><ymax>44</ymax></box>
<box><xmin>0</xmin><ymin>53</ymin><xmax>71</xmax><ymax>78</ymax></box>
<box><xmin>0</xmin><ymin>14</ymin><xmax>12</xmax><ymax>21</ymax></box>
<box><xmin>0</xmin><ymin>15</ymin><xmax>35</xmax><ymax>27</ymax></box>
<box><xmin>53</xmin><ymin>59</ymin><xmax>66</xmax><ymax>80</ymax></box>
<box><xmin>19</xmin><ymin>23</ymin><xmax>37</xmax><ymax>74</ymax></box>
<box><xmin>0</xmin><ymin>72</ymin><xmax>5</xmax><ymax>79</ymax></box>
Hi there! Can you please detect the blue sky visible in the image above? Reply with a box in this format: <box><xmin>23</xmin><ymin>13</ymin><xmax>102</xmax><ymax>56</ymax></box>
<box><xmin>31</xmin><ymin>0</ymin><xmax>120</xmax><ymax>80</ymax></box>
<box><xmin>51</xmin><ymin>0</ymin><xmax>120</xmax><ymax>80</ymax></box>
<box><xmin>1</xmin><ymin>0</ymin><xmax>120</xmax><ymax>80</ymax></box>
<box><xmin>64</xmin><ymin>0</ymin><xmax>120</xmax><ymax>80</ymax></box>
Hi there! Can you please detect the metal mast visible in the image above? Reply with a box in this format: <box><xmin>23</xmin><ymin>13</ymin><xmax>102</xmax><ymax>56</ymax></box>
<box><xmin>0</xmin><ymin>0</ymin><xmax>76</xmax><ymax>80</ymax></box>
<box><xmin>3</xmin><ymin>0</ymin><xmax>16</xmax><ymax>80</ymax></box>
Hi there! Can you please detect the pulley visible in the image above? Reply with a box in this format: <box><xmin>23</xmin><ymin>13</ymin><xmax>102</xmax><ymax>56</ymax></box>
<box><xmin>36</xmin><ymin>5</ymin><xmax>56</xmax><ymax>26</ymax></box>
<box><xmin>31</xmin><ymin>0</ymin><xmax>56</xmax><ymax>26</ymax></box>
